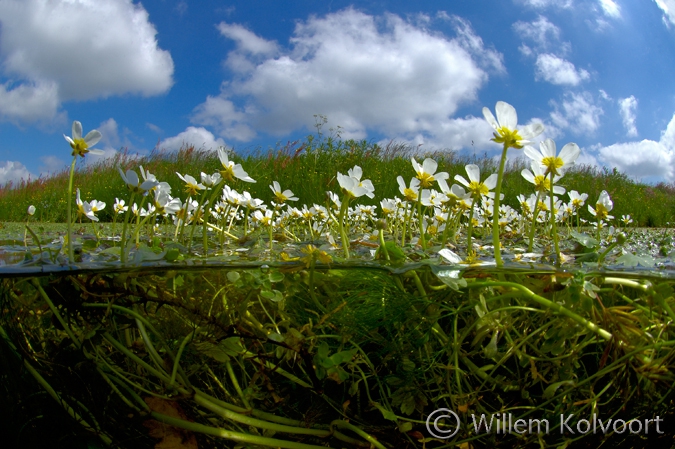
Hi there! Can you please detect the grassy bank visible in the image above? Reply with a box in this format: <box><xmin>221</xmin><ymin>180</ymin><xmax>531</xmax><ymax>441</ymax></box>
<box><xmin>1</xmin><ymin>133</ymin><xmax>674</xmax><ymax>227</ymax></box>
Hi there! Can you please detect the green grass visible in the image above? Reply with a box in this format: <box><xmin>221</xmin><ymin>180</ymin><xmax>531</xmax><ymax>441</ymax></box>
<box><xmin>2</xmin><ymin>132</ymin><xmax>675</xmax><ymax>227</ymax></box>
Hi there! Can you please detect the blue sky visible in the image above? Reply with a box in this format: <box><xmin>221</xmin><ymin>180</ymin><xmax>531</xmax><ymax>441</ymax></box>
<box><xmin>1</xmin><ymin>0</ymin><xmax>675</xmax><ymax>185</ymax></box>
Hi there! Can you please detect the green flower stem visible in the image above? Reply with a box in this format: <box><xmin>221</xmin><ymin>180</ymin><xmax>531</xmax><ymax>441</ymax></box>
<box><xmin>338</xmin><ymin>195</ymin><xmax>351</xmax><ymax>259</ymax></box>
<box><xmin>492</xmin><ymin>144</ymin><xmax>509</xmax><ymax>267</ymax></box>
<box><xmin>177</xmin><ymin>194</ymin><xmax>191</xmax><ymax>242</ymax></box>
<box><xmin>549</xmin><ymin>172</ymin><xmax>561</xmax><ymax>265</ymax></box>
<box><xmin>150</xmin><ymin>411</ymin><xmax>332</xmax><ymax>449</ymax></box>
<box><xmin>330</xmin><ymin>420</ymin><xmax>386</xmax><ymax>449</ymax></box>
<box><xmin>400</xmin><ymin>202</ymin><xmax>410</xmax><ymax>247</ymax></box>
<box><xmin>527</xmin><ymin>192</ymin><xmax>542</xmax><ymax>253</ymax></box>
<box><xmin>193</xmin><ymin>393</ymin><xmax>332</xmax><ymax>437</ymax></box>
<box><xmin>466</xmin><ymin>281</ymin><xmax>612</xmax><ymax>340</ymax></box>
<box><xmin>466</xmin><ymin>197</ymin><xmax>477</xmax><ymax>256</ymax></box>
<box><xmin>25</xmin><ymin>224</ymin><xmax>43</xmax><ymax>255</ymax></box>
<box><xmin>226</xmin><ymin>359</ymin><xmax>252</xmax><ymax>410</ymax></box>
<box><xmin>102</xmin><ymin>331</ymin><xmax>172</xmax><ymax>383</ymax></box>
<box><xmin>377</xmin><ymin>228</ymin><xmax>389</xmax><ymax>260</ymax></box>
<box><xmin>416</xmin><ymin>190</ymin><xmax>426</xmax><ymax>251</ymax></box>
<box><xmin>170</xmin><ymin>330</ymin><xmax>194</xmax><ymax>387</ymax></box>
<box><xmin>66</xmin><ymin>155</ymin><xmax>77</xmax><ymax>263</ymax></box>
<box><xmin>604</xmin><ymin>277</ymin><xmax>675</xmax><ymax>323</ymax></box>
<box><xmin>189</xmin><ymin>189</ymin><xmax>209</xmax><ymax>250</ymax></box>
<box><xmin>96</xmin><ymin>366</ymin><xmax>142</xmax><ymax>412</ymax></box>
<box><xmin>597</xmin><ymin>241</ymin><xmax>619</xmax><ymax>267</ymax></box>
<box><xmin>120</xmin><ymin>192</ymin><xmax>136</xmax><ymax>264</ymax></box>
<box><xmin>307</xmin><ymin>256</ymin><xmax>327</xmax><ymax>313</ymax></box>
<box><xmin>203</xmin><ymin>181</ymin><xmax>226</xmax><ymax>254</ymax></box>
<box><xmin>32</xmin><ymin>278</ymin><xmax>81</xmax><ymax>348</ymax></box>
<box><xmin>205</xmin><ymin>222</ymin><xmax>238</xmax><ymax>240</ymax></box>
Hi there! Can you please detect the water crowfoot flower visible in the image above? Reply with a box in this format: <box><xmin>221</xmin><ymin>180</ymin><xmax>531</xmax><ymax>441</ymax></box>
<box><xmin>64</xmin><ymin>121</ymin><xmax>103</xmax><ymax>263</ymax></box>
<box><xmin>589</xmin><ymin>190</ymin><xmax>614</xmax><ymax>241</ymax></box>
<box><xmin>270</xmin><ymin>181</ymin><xmax>299</xmax><ymax>204</ymax></box>
<box><xmin>217</xmin><ymin>146</ymin><xmax>256</xmax><ymax>183</ymax></box>
<box><xmin>455</xmin><ymin>164</ymin><xmax>497</xmax><ymax>256</ymax></box>
<box><xmin>524</xmin><ymin>139</ymin><xmax>580</xmax><ymax>177</ymax></box>
<box><xmin>410</xmin><ymin>157</ymin><xmax>448</xmax><ymax>250</ymax></box>
<box><xmin>483</xmin><ymin>101</ymin><xmax>544</xmax><ymax>267</ymax></box>
<box><xmin>336</xmin><ymin>165</ymin><xmax>374</xmax><ymax>258</ymax></box>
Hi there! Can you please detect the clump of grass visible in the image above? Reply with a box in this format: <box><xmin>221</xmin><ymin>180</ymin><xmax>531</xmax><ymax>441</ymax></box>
<box><xmin>1</xmin><ymin>134</ymin><xmax>674</xmax><ymax>227</ymax></box>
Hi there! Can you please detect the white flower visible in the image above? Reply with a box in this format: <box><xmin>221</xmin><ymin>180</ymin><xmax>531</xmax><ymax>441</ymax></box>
<box><xmin>270</xmin><ymin>181</ymin><xmax>298</xmax><ymax>203</ymax></box>
<box><xmin>524</xmin><ymin>138</ymin><xmax>580</xmax><ymax>177</ymax></box>
<box><xmin>119</xmin><ymin>168</ymin><xmax>159</xmax><ymax>194</ymax></box>
<box><xmin>217</xmin><ymin>146</ymin><xmax>256</xmax><ymax>183</ymax></box>
<box><xmin>27</xmin><ymin>205</ymin><xmax>36</xmax><ymax>216</ymax></box>
<box><xmin>521</xmin><ymin>162</ymin><xmax>565</xmax><ymax>194</ymax></box>
<box><xmin>482</xmin><ymin>101</ymin><xmax>544</xmax><ymax>149</ymax></box>
<box><xmin>454</xmin><ymin>164</ymin><xmax>498</xmax><ymax>199</ymax></box>
<box><xmin>76</xmin><ymin>189</ymin><xmax>99</xmax><ymax>222</ymax></box>
<box><xmin>176</xmin><ymin>172</ymin><xmax>205</xmax><ymax>196</ymax></box>
<box><xmin>113</xmin><ymin>198</ymin><xmax>128</xmax><ymax>214</ymax></box>
<box><xmin>397</xmin><ymin>176</ymin><xmax>420</xmax><ymax>202</ymax></box>
<box><xmin>588</xmin><ymin>190</ymin><xmax>614</xmax><ymax>221</ymax></box>
<box><xmin>568</xmin><ymin>190</ymin><xmax>588</xmax><ymax>210</ymax></box>
<box><xmin>411</xmin><ymin>157</ymin><xmax>449</xmax><ymax>188</ymax></box>
<box><xmin>201</xmin><ymin>171</ymin><xmax>222</xmax><ymax>188</ymax></box>
<box><xmin>337</xmin><ymin>165</ymin><xmax>374</xmax><ymax>199</ymax></box>
<box><xmin>64</xmin><ymin>121</ymin><xmax>103</xmax><ymax>158</ymax></box>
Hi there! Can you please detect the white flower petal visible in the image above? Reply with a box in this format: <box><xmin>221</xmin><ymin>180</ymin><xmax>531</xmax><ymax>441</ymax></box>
<box><xmin>483</xmin><ymin>173</ymin><xmax>499</xmax><ymax>190</ymax></box>
<box><xmin>495</xmin><ymin>101</ymin><xmax>517</xmax><ymax>129</ymax></box>
<box><xmin>72</xmin><ymin>121</ymin><xmax>83</xmax><ymax>140</ymax></box>
<box><xmin>482</xmin><ymin>107</ymin><xmax>499</xmax><ymax>130</ymax></box>
<box><xmin>465</xmin><ymin>164</ymin><xmax>480</xmax><ymax>182</ymax></box>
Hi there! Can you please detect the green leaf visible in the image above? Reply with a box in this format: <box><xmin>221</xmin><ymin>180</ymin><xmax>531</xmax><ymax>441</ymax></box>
<box><xmin>570</xmin><ymin>231</ymin><xmax>599</xmax><ymax>249</ymax></box>
<box><xmin>615</xmin><ymin>253</ymin><xmax>656</xmax><ymax>268</ymax></box>
<box><xmin>194</xmin><ymin>341</ymin><xmax>231</xmax><ymax>363</ymax></box>
<box><xmin>227</xmin><ymin>271</ymin><xmax>241</xmax><ymax>283</ymax></box>
<box><xmin>268</xmin><ymin>270</ymin><xmax>285</xmax><ymax>283</ymax></box>
<box><xmin>543</xmin><ymin>380</ymin><xmax>575</xmax><ymax>399</ymax></box>
<box><xmin>164</xmin><ymin>248</ymin><xmax>180</xmax><ymax>262</ymax></box>
<box><xmin>372</xmin><ymin>402</ymin><xmax>397</xmax><ymax>421</ymax></box>
<box><xmin>432</xmin><ymin>266</ymin><xmax>467</xmax><ymax>291</ymax></box>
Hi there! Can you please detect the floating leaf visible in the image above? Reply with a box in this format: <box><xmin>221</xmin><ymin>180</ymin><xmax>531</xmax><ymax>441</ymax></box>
<box><xmin>616</xmin><ymin>253</ymin><xmax>656</xmax><ymax>268</ymax></box>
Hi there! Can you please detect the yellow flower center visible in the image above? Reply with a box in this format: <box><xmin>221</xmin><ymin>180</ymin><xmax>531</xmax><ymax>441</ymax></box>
<box><xmin>275</xmin><ymin>192</ymin><xmax>288</xmax><ymax>203</ymax></box>
<box><xmin>416</xmin><ymin>172</ymin><xmax>435</xmax><ymax>188</ymax></box>
<box><xmin>595</xmin><ymin>204</ymin><xmax>608</xmax><ymax>220</ymax></box>
<box><xmin>541</xmin><ymin>156</ymin><xmax>564</xmax><ymax>175</ymax></box>
<box><xmin>184</xmin><ymin>183</ymin><xmax>200</xmax><ymax>196</ymax></box>
<box><xmin>403</xmin><ymin>187</ymin><xmax>418</xmax><ymax>202</ymax></box>
<box><xmin>533</xmin><ymin>175</ymin><xmax>551</xmax><ymax>192</ymax></box>
<box><xmin>71</xmin><ymin>138</ymin><xmax>89</xmax><ymax>157</ymax></box>
<box><xmin>468</xmin><ymin>181</ymin><xmax>488</xmax><ymax>197</ymax></box>
<box><xmin>220</xmin><ymin>165</ymin><xmax>236</xmax><ymax>183</ymax></box>
<box><xmin>493</xmin><ymin>127</ymin><xmax>524</xmax><ymax>149</ymax></box>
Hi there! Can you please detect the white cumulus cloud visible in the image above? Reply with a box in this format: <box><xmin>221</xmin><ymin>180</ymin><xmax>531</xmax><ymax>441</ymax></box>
<box><xmin>595</xmin><ymin>112</ymin><xmax>675</xmax><ymax>181</ymax></box>
<box><xmin>0</xmin><ymin>160</ymin><xmax>34</xmax><ymax>186</ymax></box>
<box><xmin>191</xmin><ymin>8</ymin><xmax>501</xmax><ymax>148</ymax></box>
<box><xmin>0</xmin><ymin>0</ymin><xmax>174</xmax><ymax>124</ymax></box>
<box><xmin>618</xmin><ymin>96</ymin><xmax>638</xmax><ymax>137</ymax></box>
<box><xmin>160</xmin><ymin>127</ymin><xmax>226</xmax><ymax>152</ymax></box>
<box><xmin>550</xmin><ymin>91</ymin><xmax>604</xmax><ymax>134</ymax></box>
<box><xmin>513</xmin><ymin>16</ymin><xmax>566</xmax><ymax>53</ymax></box>
<box><xmin>535</xmin><ymin>53</ymin><xmax>590</xmax><ymax>85</ymax></box>
<box><xmin>599</xmin><ymin>0</ymin><xmax>621</xmax><ymax>18</ymax></box>
<box><xmin>654</xmin><ymin>0</ymin><xmax>675</xmax><ymax>27</ymax></box>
